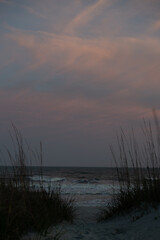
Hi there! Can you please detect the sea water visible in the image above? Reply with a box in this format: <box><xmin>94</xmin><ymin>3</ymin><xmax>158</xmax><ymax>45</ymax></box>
<box><xmin>0</xmin><ymin>166</ymin><xmax>120</xmax><ymax>207</ymax></box>
<box><xmin>28</xmin><ymin>167</ymin><xmax>120</xmax><ymax>207</ymax></box>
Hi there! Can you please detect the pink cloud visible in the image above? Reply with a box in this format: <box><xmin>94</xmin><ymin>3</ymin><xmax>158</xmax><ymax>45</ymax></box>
<box><xmin>6</xmin><ymin>29</ymin><xmax>160</xmax><ymax>77</ymax></box>
<box><xmin>2</xmin><ymin>26</ymin><xmax>160</xmax><ymax>134</ymax></box>
<box><xmin>0</xmin><ymin>86</ymin><xmax>155</xmax><ymax>133</ymax></box>
<box><xmin>65</xmin><ymin>0</ymin><xmax>112</xmax><ymax>34</ymax></box>
<box><xmin>149</xmin><ymin>19</ymin><xmax>160</xmax><ymax>34</ymax></box>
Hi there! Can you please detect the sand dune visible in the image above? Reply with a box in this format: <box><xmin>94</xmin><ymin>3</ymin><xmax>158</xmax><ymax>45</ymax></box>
<box><xmin>60</xmin><ymin>206</ymin><xmax>160</xmax><ymax>240</ymax></box>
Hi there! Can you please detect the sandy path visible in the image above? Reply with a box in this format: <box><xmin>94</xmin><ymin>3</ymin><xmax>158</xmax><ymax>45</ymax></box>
<box><xmin>60</xmin><ymin>206</ymin><xmax>160</xmax><ymax>240</ymax></box>
<box><xmin>22</xmin><ymin>206</ymin><xmax>160</xmax><ymax>240</ymax></box>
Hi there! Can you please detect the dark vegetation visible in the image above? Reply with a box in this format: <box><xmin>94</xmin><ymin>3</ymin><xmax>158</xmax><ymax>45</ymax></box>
<box><xmin>0</xmin><ymin>125</ymin><xmax>75</xmax><ymax>240</ymax></box>
<box><xmin>99</xmin><ymin>110</ymin><xmax>160</xmax><ymax>221</ymax></box>
<box><xmin>2</xmin><ymin>112</ymin><xmax>160</xmax><ymax>237</ymax></box>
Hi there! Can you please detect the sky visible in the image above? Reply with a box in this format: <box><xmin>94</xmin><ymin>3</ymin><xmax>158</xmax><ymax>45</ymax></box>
<box><xmin>0</xmin><ymin>0</ymin><xmax>160</xmax><ymax>167</ymax></box>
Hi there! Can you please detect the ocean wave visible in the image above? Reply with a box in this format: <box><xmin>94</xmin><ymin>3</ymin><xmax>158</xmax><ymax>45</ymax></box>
<box><xmin>29</xmin><ymin>175</ymin><xmax>65</xmax><ymax>183</ymax></box>
<box><xmin>73</xmin><ymin>178</ymin><xmax>99</xmax><ymax>184</ymax></box>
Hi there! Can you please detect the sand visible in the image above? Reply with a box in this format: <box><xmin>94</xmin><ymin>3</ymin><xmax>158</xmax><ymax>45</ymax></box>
<box><xmin>59</xmin><ymin>206</ymin><xmax>160</xmax><ymax>240</ymax></box>
<box><xmin>22</xmin><ymin>206</ymin><xmax>160</xmax><ymax>240</ymax></box>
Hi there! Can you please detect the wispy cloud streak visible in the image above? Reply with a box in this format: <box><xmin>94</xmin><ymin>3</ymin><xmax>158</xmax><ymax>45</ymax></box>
<box><xmin>65</xmin><ymin>0</ymin><xmax>112</xmax><ymax>34</ymax></box>
<box><xmin>1</xmin><ymin>0</ymin><xmax>160</xmax><ymax>165</ymax></box>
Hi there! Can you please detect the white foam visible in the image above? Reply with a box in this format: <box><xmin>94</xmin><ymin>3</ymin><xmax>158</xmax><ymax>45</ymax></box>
<box><xmin>29</xmin><ymin>175</ymin><xmax>65</xmax><ymax>183</ymax></box>
<box><xmin>29</xmin><ymin>174</ymin><xmax>120</xmax><ymax>206</ymax></box>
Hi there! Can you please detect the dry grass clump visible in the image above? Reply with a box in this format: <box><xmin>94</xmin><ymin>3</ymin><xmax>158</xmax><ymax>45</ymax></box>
<box><xmin>99</xmin><ymin>111</ymin><xmax>160</xmax><ymax>221</ymax></box>
<box><xmin>0</xmin><ymin>125</ymin><xmax>75</xmax><ymax>240</ymax></box>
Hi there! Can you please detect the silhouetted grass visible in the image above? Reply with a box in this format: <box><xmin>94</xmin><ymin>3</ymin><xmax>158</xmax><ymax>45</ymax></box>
<box><xmin>0</xmin><ymin>125</ymin><xmax>75</xmax><ymax>240</ymax></box>
<box><xmin>99</xmin><ymin>111</ymin><xmax>160</xmax><ymax>221</ymax></box>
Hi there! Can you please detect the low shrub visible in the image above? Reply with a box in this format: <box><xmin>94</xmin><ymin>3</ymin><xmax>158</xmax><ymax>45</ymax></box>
<box><xmin>0</xmin><ymin>126</ymin><xmax>75</xmax><ymax>240</ymax></box>
<box><xmin>99</xmin><ymin>112</ymin><xmax>160</xmax><ymax>221</ymax></box>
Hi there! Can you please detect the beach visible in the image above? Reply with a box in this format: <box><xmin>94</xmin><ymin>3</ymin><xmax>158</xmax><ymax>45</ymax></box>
<box><xmin>22</xmin><ymin>205</ymin><xmax>160</xmax><ymax>239</ymax></box>
<box><xmin>19</xmin><ymin>167</ymin><xmax>160</xmax><ymax>239</ymax></box>
<box><xmin>2</xmin><ymin>166</ymin><xmax>160</xmax><ymax>240</ymax></box>
<box><xmin>59</xmin><ymin>206</ymin><xmax>160</xmax><ymax>240</ymax></box>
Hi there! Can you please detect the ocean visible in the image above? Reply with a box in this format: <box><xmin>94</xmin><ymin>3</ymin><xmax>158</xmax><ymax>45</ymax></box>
<box><xmin>29</xmin><ymin>167</ymin><xmax>120</xmax><ymax>207</ymax></box>
<box><xmin>0</xmin><ymin>166</ymin><xmax>120</xmax><ymax>207</ymax></box>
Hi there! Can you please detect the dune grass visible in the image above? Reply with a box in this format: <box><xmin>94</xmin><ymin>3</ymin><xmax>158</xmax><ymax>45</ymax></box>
<box><xmin>99</xmin><ymin>111</ymin><xmax>160</xmax><ymax>221</ymax></box>
<box><xmin>0</xmin><ymin>125</ymin><xmax>75</xmax><ymax>240</ymax></box>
